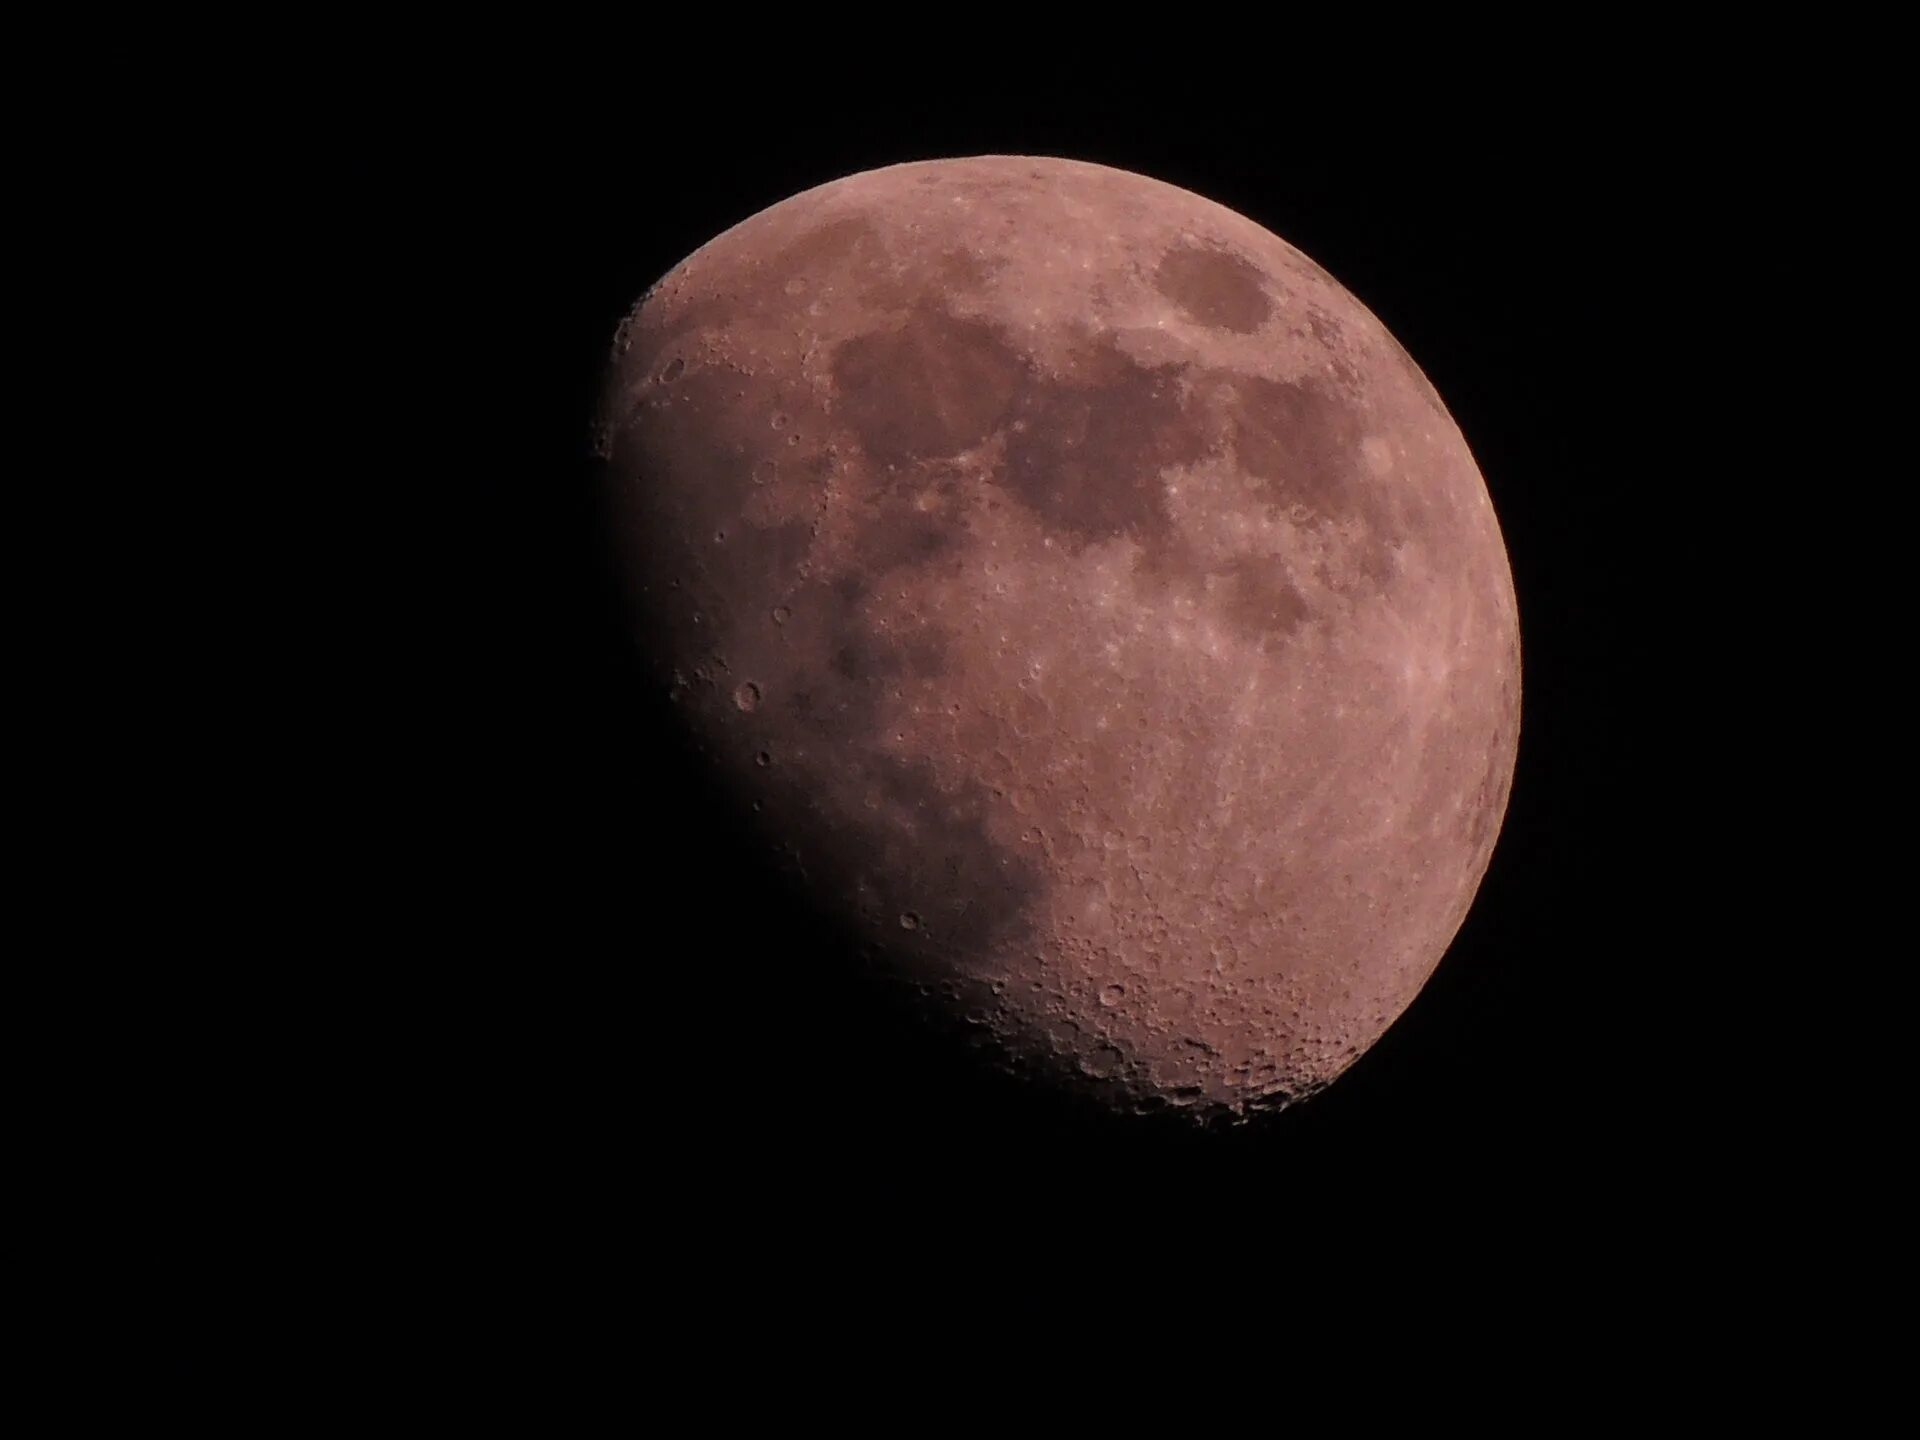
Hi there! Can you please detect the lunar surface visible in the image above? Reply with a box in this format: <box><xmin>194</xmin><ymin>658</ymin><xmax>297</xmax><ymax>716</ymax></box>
<box><xmin>596</xmin><ymin>156</ymin><xmax>1520</xmax><ymax>1120</ymax></box>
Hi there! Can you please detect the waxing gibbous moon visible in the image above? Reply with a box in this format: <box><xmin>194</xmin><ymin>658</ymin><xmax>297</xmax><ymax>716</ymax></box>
<box><xmin>596</xmin><ymin>156</ymin><xmax>1520</xmax><ymax>1120</ymax></box>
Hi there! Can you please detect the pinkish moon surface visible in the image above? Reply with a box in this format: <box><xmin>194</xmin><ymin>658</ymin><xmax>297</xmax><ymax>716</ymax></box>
<box><xmin>597</xmin><ymin>156</ymin><xmax>1520</xmax><ymax>1120</ymax></box>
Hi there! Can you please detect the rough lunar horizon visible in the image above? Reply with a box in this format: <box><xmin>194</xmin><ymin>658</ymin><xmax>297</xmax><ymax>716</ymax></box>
<box><xmin>596</xmin><ymin>156</ymin><xmax>1521</xmax><ymax>1122</ymax></box>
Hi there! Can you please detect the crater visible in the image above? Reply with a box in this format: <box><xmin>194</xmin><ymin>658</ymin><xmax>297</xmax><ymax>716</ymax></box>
<box><xmin>1154</xmin><ymin>244</ymin><xmax>1273</xmax><ymax>333</ymax></box>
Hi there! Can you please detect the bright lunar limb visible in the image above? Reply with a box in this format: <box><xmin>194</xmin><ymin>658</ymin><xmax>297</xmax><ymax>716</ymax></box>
<box><xmin>597</xmin><ymin>156</ymin><xmax>1520</xmax><ymax>1120</ymax></box>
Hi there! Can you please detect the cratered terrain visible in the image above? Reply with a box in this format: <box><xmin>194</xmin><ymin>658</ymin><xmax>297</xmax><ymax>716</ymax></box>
<box><xmin>596</xmin><ymin>156</ymin><xmax>1520</xmax><ymax>1121</ymax></box>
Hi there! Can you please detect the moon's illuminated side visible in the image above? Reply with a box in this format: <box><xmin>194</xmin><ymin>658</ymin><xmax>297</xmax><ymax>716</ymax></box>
<box><xmin>597</xmin><ymin>156</ymin><xmax>1520</xmax><ymax>1119</ymax></box>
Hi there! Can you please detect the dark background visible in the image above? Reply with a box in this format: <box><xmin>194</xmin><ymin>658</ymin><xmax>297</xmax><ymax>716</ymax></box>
<box><xmin>398</xmin><ymin>84</ymin><xmax>1733</xmax><ymax>1247</ymax></box>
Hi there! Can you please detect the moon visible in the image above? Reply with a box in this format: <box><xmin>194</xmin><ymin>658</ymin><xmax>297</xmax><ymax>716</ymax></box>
<box><xmin>596</xmin><ymin>156</ymin><xmax>1520</xmax><ymax>1120</ymax></box>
